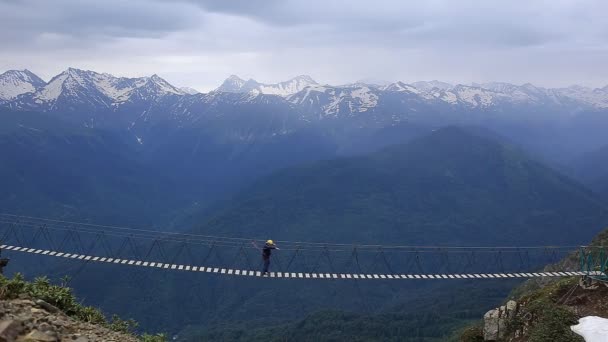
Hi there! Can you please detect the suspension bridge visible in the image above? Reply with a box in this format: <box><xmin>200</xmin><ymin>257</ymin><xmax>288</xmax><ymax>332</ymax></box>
<box><xmin>0</xmin><ymin>213</ymin><xmax>606</xmax><ymax>281</ymax></box>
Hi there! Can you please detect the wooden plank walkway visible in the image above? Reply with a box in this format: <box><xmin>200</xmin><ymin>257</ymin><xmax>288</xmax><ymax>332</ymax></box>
<box><xmin>3</xmin><ymin>244</ymin><xmax>603</xmax><ymax>280</ymax></box>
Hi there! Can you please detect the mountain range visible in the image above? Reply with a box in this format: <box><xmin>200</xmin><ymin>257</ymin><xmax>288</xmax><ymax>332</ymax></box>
<box><xmin>2</xmin><ymin>68</ymin><xmax>608</xmax><ymax>165</ymax></box>
<box><xmin>3</xmin><ymin>68</ymin><xmax>608</xmax><ymax>125</ymax></box>
<box><xmin>2</xmin><ymin>68</ymin><xmax>608</xmax><ymax>213</ymax></box>
<box><xmin>196</xmin><ymin>127</ymin><xmax>608</xmax><ymax>246</ymax></box>
<box><xmin>216</xmin><ymin>74</ymin><xmax>318</xmax><ymax>96</ymax></box>
<box><xmin>3</xmin><ymin>68</ymin><xmax>608</xmax><ymax>340</ymax></box>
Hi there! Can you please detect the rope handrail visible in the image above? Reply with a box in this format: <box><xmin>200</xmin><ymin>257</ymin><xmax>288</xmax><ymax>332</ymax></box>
<box><xmin>0</xmin><ymin>213</ymin><xmax>599</xmax><ymax>251</ymax></box>
<box><xmin>1</xmin><ymin>242</ymin><xmax>604</xmax><ymax>280</ymax></box>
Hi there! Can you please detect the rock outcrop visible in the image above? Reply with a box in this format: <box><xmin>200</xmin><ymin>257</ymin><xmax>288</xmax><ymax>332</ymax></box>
<box><xmin>476</xmin><ymin>277</ymin><xmax>608</xmax><ymax>341</ymax></box>
<box><xmin>483</xmin><ymin>300</ymin><xmax>518</xmax><ymax>341</ymax></box>
<box><xmin>0</xmin><ymin>298</ymin><xmax>138</xmax><ymax>342</ymax></box>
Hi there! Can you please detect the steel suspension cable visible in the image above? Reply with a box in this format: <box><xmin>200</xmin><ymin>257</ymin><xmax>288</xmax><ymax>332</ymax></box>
<box><xmin>1</xmin><ymin>213</ymin><xmax>595</xmax><ymax>251</ymax></box>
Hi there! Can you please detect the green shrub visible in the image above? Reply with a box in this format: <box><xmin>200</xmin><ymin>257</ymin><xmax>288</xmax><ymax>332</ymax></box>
<box><xmin>75</xmin><ymin>306</ymin><xmax>107</xmax><ymax>325</ymax></box>
<box><xmin>108</xmin><ymin>314</ymin><xmax>139</xmax><ymax>334</ymax></box>
<box><xmin>526</xmin><ymin>300</ymin><xmax>583</xmax><ymax>342</ymax></box>
<box><xmin>459</xmin><ymin>326</ymin><xmax>484</xmax><ymax>342</ymax></box>
<box><xmin>141</xmin><ymin>333</ymin><xmax>167</xmax><ymax>342</ymax></box>
<box><xmin>0</xmin><ymin>274</ymin><xmax>165</xmax><ymax>341</ymax></box>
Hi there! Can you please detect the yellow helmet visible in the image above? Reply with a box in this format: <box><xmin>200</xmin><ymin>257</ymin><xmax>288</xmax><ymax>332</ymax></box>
<box><xmin>266</xmin><ymin>240</ymin><xmax>274</xmax><ymax>245</ymax></box>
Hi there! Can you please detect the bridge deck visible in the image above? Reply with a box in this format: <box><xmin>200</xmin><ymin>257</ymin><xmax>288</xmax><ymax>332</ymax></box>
<box><xmin>2</xmin><ymin>244</ymin><xmax>603</xmax><ymax>280</ymax></box>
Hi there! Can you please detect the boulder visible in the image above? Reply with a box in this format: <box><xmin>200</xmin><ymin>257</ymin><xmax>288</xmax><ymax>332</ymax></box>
<box><xmin>20</xmin><ymin>329</ymin><xmax>57</xmax><ymax>342</ymax></box>
<box><xmin>33</xmin><ymin>300</ymin><xmax>59</xmax><ymax>314</ymax></box>
<box><xmin>483</xmin><ymin>301</ymin><xmax>520</xmax><ymax>340</ymax></box>
<box><xmin>483</xmin><ymin>309</ymin><xmax>500</xmax><ymax>340</ymax></box>
<box><xmin>0</xmin><ymin>320</ymin><xmax>24</xmax><ymax>342</ymax></box>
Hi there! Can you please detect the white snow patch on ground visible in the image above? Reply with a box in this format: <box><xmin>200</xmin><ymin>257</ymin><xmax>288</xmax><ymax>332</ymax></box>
<box><xmin>571</xmin><ymin>316</ymin><xmax>608</xmax><ymax>341</ymax></box>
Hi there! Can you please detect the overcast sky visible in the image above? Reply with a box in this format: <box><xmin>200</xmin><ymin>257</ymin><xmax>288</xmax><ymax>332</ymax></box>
<box><xmin>1</xmin><ymin>0</ymin><xmax>607</xmax><ymax>91</ymax></box>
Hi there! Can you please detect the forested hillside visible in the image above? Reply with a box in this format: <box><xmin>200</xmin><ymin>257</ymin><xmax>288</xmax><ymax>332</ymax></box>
<box><xmin>64</xmin><ymin>127</ymin><xmax>608</xmax><ymax>339</ymax></box>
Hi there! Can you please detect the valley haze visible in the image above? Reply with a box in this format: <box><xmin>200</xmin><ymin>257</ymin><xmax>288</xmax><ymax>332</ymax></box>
<box><xmin>1</xmin><ymin>0</ymin><xmax>608</xmax><ymax>341</ymax></box>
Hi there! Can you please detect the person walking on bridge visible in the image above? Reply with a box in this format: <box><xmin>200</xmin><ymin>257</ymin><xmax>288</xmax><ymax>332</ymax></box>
<box><xmin>253</xmin><ymin>240</ymin><xmax>279</xmax><ymax>276</ymax></box>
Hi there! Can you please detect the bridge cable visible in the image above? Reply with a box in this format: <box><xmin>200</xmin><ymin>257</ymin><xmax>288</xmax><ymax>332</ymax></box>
<box><xmin>1</xmin><ymin>213</ymin><xmax>593</xmax><ymax>251</ymax></box>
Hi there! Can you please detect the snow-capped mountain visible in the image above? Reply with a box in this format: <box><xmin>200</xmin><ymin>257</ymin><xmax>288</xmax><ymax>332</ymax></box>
<box><xmin>0</xmin><ymin>69</ymin><xmax>45</xmax><ymax>102</ymax></box>
<box><xmin>180</xmin><ymin>87</ymin><xmax>200</xmax><ymax>95</ymax></box>
<box><xmin>411</xmin><ymin>80</ymin><xmax>453</xmax><ymax>92</ymax></box>
<box><xmin>2</xmin><ymin>67</ymin><xmax>608</xmax><ymax>168</ymax></box>
<box><xmin>553</xmin><ymin>85</ymin><xmax>608</xmax><ymax>108</ymax></box>
<box><xmin>382</xmin><ymin>81</ymin><xmax>608</xmax><ymax>109</ymax></box>
<box><xmin>381</xmin><ymin>81</ymin><xmax>421</xmax><ymax>93</ymax></box>
<box><xmin>288</xmin><ymin>85</ymin><xmax>382</xmax><ymax>117</ymax></box>
<box><xmin>10</xmin><ymin>68</ymin><xmax>184</xmax><ymax>112</ymax></box>
<box><xmin>216</xmin><ymin>75</ymin><xmax>247</xmax><ymax>93</ymax></box>
<box><xmin>215</xmin><ymin>75</ymin><xmax>318</xmax><ymax>96</ymax></box>
<box><xmin>5</xmin><ymin>68</ymin><xmax>608</xmax><ymax>118</ymax></box>
<box><xmin>2</xmin><ymin>68</ymin><xmax>608</xmax><ymax>136</ymax></box>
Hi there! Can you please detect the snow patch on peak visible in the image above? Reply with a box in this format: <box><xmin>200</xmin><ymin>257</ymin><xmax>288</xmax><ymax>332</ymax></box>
<box><xmin>475</xmin><ymin>82</ymin><xmax>520</xmax><ymax>93</ymax></box>
<box><xmin>217</xmin><ymin>75</ymin><xmax>318</xmax><ymax>96</ymax></box>
<box><xmin>255</xmin><ymin>76</ymin><xmax>318</xmax><ymax>96</ymax></box>
<box><xmin>0</xmin><ymin>69</ymin><xmax>46</xmax><ymax>101</ymax></box>
<box><xmin>180</xmin><ymin>87</ymin><xmax>200</xmax><ymax>95</ymax></box>
<box><xmin>556</xmin><ymin>85</ymin><xmax>608</xmax><ymax>108</ymax></box>
<box><xmin>286</xmin><ymin>84</ymin><xmax>330</xmax><ymax>105</ymax></box>
<box><xmin>144</xmin><ymin>75</ymin><xmax>183</xmax><ymax>95</ymax></box>
<box><xmin>382</xmin><ymin>82</ymin><xmax>420</xmax><ymax>94</ymax></box>
<box><xmin>35</xmin><ymin>72</ymin><xmax>69</xmax><ymax>102</ymax></box>
<box><xmin>30</xmin><ymin>69</ymin><xmax>183</xmax><ymax>104</ymax></box>
<box><xmin>450</xmin><ymin>85</ymin><xmax>498</xmax><ymax>107</ymax></box>
<box><xmin>289</xmin><ymin>75</ymin><xmax>316</xmax><ymax>84</ymax></box>
<box><xmin>217</xmin><ymin>75</ymin><xmax>247</xmax><ymax>93</ymax></box>
<box><xmin>350</xmin><ymin>87</ymin><xmax>379</xmax><ymax>112</ymax></box>
<box><xmin>411</xmin><ymin>80</ymin><xmax>453</xmax><ymax>92</ymax></box>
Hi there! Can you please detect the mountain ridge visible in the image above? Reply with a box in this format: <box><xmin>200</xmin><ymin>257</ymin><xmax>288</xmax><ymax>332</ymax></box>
<box><xmin>3</xmin><ymin>67</ymin><xmax>608</xmax><ymax>166</ymax></box>
<box><xmin>0</xmin><ymin>69</ymin><xmax>46</xmax><ymax>101</ymax></box>
<box><xmin>4</xmin><ymin>68</ymin><xmax>608</xmax><ymax>110</ymax></box>
<box><xmin>99</xmin><ymin>126</ymin><xmax>608</xmax><ymax>337</ymax></box>
<box><xmin>216</xmin><ymin>74</ymin><xmax>319</xmax><ymax>96</ymax></box>
<box><xmin>195</xmin><ymin>126</ymin><xmax>608</xmax><ymax>245</ymax></box>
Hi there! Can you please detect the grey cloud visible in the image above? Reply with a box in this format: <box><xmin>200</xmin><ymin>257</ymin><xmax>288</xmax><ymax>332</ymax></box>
<box><xmin>175</xmin><ymin>0</ymin><xmax>576</xmax><ymax>48</ymax></box>
<box><xmin>174</xmin><ymin>0</ymin><xmax>426</xmax><ymax>30</ymax></box>
<box><xmin>1</xmin><ymin>0</ymin><xmax>607</xmax><ymax>90</ymax></box>
<box><xmin>0</xmin><ymin>0</ymin><xmax>201</xmax><ymax>42</ymax></box>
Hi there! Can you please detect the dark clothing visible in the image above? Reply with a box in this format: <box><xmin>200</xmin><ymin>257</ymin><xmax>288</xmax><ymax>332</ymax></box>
<box><xmin>262</xmin><ymin>243</ymin><xmax>277</xmax><ymax>274</ymax></box>
<box><xmin>262</xmin><ymin>244</ymin><xmax>276</xmax><ymax>260</ymax></box>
